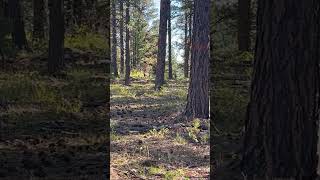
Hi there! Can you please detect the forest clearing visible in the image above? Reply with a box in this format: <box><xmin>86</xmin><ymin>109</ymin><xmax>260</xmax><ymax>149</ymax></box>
<box><xmin>110</xmin><ymin>79</ymin><xmax>210</xmax><ymax>179</ymax></box>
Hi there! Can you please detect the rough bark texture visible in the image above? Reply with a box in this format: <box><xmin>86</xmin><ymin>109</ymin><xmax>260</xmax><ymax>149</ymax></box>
<box><xmin>124</xmin><ymin>2</ymin><xmax>130</xmax><ymax>86</ymax></box>
<box><xmin>33</xmin><ymin>0</ymin><xmax>45</xmax><ymax>41</ymax></box>
<box><xmin>119</xmin><ymin>0</ymin><xmax>124</xmax><ymax>74</ymax></box>
<box><xmin>242</xmin><ymin>0</ymin><xmax>320</xmax><ymax>179</ymax></box>
<box><xmin>111</xmin><ymin>0</ymin><xmax>118</xmax><ymax>77</ymax></box>
<box><xmin>155</xmin><ymin>0</ymin><xmax>169</xmax><ymax>90</ymax></box>
<box><xmin>188</xmin><ymin>6</ymin><xmax>192</xmax><ymax>73</ymax></box>
<box><xmin>8</xmin><ymin>0</ymin><xmax>28</xmax><ymax>50</ymax></box>
<box><xmin>48</xmin><ymin>0</ymin><xmax>65</xmax><ymax>74</ymax></box>
<box><xmin>167</xmin><ymin>0</ymin><xmax>172</xmax><ymax>80</ymax></box>
<box><xmin>184</xmin><ymin>11</ymin><xmax>189</xmax><ymax>78</ymax></box>
<box><xmin>185</xmin><ymin>0</ymin><xmax>209</xmax><ymax>118</ymax></box>
<box><xmin>237</xmin><ymin>0</ymin><xmax>251</xmax><ymax>51</ymax></box>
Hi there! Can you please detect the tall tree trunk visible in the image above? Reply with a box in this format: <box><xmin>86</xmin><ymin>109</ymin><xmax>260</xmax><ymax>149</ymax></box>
<box><xmin>119</xmin><ymin>0</ymin><xmax>124</xmax><ymax>74</ymax></box>
<box><xmin>188</xmin><ymin>6</ymin><xmax>192</xmax><ymax>73</ymax></box>
<box><xmin>167</xmin><ymin>0</ymin><xmax>172</xmax><ymax>80</ymax></box>
<box><xmin>185</xmin><ymin>0</ymin><xmax>209</xmax><ymax>118</ymax></box>
<box><xmin>111</xmin><ymin>0</ymin><xmax>118</xmax><ymax>77</ymax></box>
<box><xmin>155</xmin><ymin>0</ymin><xmax>169</xmax><ymax>90</ymax></box>
<box><xmin>48</xmin><ymin>0</ymin><xmax>64</xmax><ymax>74</ymax></box>
<box><xmin>33</xmin><ymin>0</ymin><xmax>45</xmax><ymax>41</ymax></box>
<box><xmin>184</xmin><ymin>11</ymin><xmax>189</xmax><ymax>78</ymax></box>
<box><xmin>8</xmin><ymin>0</ymin><xmax>28</xmax><ymax>50</ymax></box>
<box><xmin>242</xmin><ymin>0</ymin><xmax>320</xmax><ymax>179</ymax></box>
<box><xmin>124</xmin><ymin>1</ymin><xmax>130</xmax><ymax>85</ymax></box>
<box><xmin>237</xmin><ymin>0</ymin><xmax>251</xmax><ymax>51</ymax></box>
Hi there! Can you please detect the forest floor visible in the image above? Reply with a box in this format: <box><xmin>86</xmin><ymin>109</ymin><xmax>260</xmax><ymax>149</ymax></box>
<box><xmin>0</xmin><ymin>49</ymin><xmax>109</xmax><ymax>179</ymax></box>
<box><xmin>110</xmin><ymin>79</ymin><xmax>210</xmax><ymax>179</ymax></box>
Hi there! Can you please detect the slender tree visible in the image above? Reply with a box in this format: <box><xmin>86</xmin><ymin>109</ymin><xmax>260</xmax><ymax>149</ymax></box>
<box><xmin>124</xmin><ymin>1</ymin><xmax>130</xmax><ymax>85</ymax></box>
<box><xmin>33</xmin><ymin>0</ymin><xmax>45</xmax><ymax>41</ymax></box>
<box><xmin>155</xmin><ymin>0</ymin><xmax>169</xmax><ymax>90</ymax></box>
<box><xmin>237</xmin><ymin>0</ymin><xmax>251</xmax><ymax>51</ymax></box>
<box><xmin>119</xmin><ymin>0</ymin><xmax>125</xmax><ymax>74</ymax></box>
<box><xmin>48</xmin><ymin>0</ymin><xmax>65</xmax><ymax>74</ymax></box>
<box><xmin>111</xmin><ymin>0</ymin><xmax>118</xmax><ymax>77</ymax></box>
<box><xmin>185</xmin><ymin>0</ymin><xmax>209</xmax><ymax>118</ymax></box>
<box><xmin>8</xmin><ymin>0</ymin><xmax>28</xmax><ymax>50</ymax></box>
<box><xmin>242</xmin><ymin>0</ymin><xmax>320</xmax><ymax>179</ymax></box>
<box><xmin>167</xmin><ymin>0</ymin><xmax>172</xmax><ymax>79</ymax></box>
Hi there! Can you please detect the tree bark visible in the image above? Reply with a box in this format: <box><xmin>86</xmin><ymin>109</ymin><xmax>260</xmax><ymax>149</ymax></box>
<box><xmin>167</xmin><ymin>0</ymin><xmax>172</xmax><ymax>80</ymax></box>
<box><xmin>119</xmin><ymin>0</ymin><xmax>124</xmax><ymax>74</ymax></box>
<box><xmin>185</xmin><ymin>0</ymin><xmax>209</xmax><ymax>118</ymax></box>
<box><xmin>237</xmin><ymin>0</ymin><xmax>251</xmax><ymax>51</ymax></box>
<box><xmin>48</xmin><ymin>0</ymin><xmax>65</xmax><ymax>74</ymax></box>
<box><xmin>124</xmin><ymin>1</ymin><xmax>130</xmax><ymax>85</ymax></box>
<box><xmin>111</xmin><ymin>0</ymin><xmax>118</xmax><ymax>77</ymax></box>
<box><xmin>8</xmin><ymin>0</ymin><xmax>28</xmax><ymax>50</ymax></box>
<box><xmin>184</xmin><ymin>10</ymin><xmax>189</xmax><ymax>78</ymax></box>
<box><xmin>242</xmin><ymin>0</ymin><xmax>320</xmax><ymax>179</ymax></box>
<box><xmin>155</xmin><ymin>0</ymin><xmax>169</xmax><ymax>90</ymax></box>
<box><xmin>33</xmin><ymin>0</ymin><xmax>45</xmax><ymax>41</ymax></box>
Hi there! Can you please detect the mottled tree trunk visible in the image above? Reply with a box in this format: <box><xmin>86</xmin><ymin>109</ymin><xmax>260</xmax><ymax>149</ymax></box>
<box><xmin>184</xmin><ymin>11</ymin><xmax>189</xmax><ymax>78</ymax></box>
<box><xmin>237</xmin><ymin>0</ymin><xmax>251</xmax><ymax>51</ymax></box>
<box><xmin>48</xmin><ymin>0</ymin><xmax>65</xmax><ymax>74</ymax></box>
<box><xmin>111</xmin><ymin>0</ymin><xmax>118</xmax><ymax>77</ymax></box>
<box><xmin>167</xmin><ymin>0</ymin><xmax>172</xmax><ymax>80</ymax></box>
<box><xmin>119</xmin><ymin>0</ymin><xmax>124</xmax><ymax>74</ymax></box>
<box><xmin>155</xmin><ymin>0</ymin><xmax>169</xmax><ymax>90</ymax></box>
<box><xmin>8</xmin><ymin>0</ymin><xmax>28</xmax><ymax>50</ymax></box>
<box><xmin>242</xmin><ymin>0</ymin><xmax>320</xmax><ymax>179</ymax></box>
<box><xmin>124</xmin><ymin>1</ymin><xmax>130</xmax><ymax>85</ymax></box>
<box><xmin>185</xmin><ymin>0</ymin><xmax>209</xmax><ymax>118</ymax></box>
<box><xmin>33</xmin><ymin>0</ymin><xmax>45</xmax><ymax>41</ymax></box>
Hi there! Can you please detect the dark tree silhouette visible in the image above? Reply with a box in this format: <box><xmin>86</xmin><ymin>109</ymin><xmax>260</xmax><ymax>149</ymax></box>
<box><xmin>242</xmin><ymin>0</ymin><xmax>320</xmax><ymax>179</ymax></box>
<box><xmin>155</xmin><ymin>0</ymin><xmax>169</xmax><ymax>90</ymax></box>
<box><xmin>119</xmin><ymin>0</ymin><xmax>125</xmax><ymax>74</ymax></box>
<box><xmin>167</xmin><ymin>0</ymin><xmax>172</xmax><ymax>80</ymax></box>
<box><xmin>124</xmin><ymin>1</ymin><xmax>130</xmax><ymax>85</ymax></box>
<box><xmin>8</xmin><ymin>0</ymin><xmax>28</xmax><ymax>50</ymax></box>
<box><xmin>185</xmin><ymin>0</ymin><xmax>209</xmax><ymax>118</ymax></box>
<box><xmin>48</xmin><ymin>0</ymin><xmax>65</xmax><ymax>74</ymax></box>
<box><xmin>33</xmin><ymin>0</ymin><xmax>45</xmax><ymax>41</ymax></box>
<box><xmin>237</xmin><ymin>0</ymin><xmax>251</xmax><ymax>51</ymax></box>
<box><xmin>111</xmin><ymin>0</ymin><xmax>118</xmax><ymax>77</ymax></box>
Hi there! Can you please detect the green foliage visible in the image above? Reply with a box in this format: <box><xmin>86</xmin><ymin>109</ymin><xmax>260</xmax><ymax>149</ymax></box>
<box><xmin>131</xmin><ymin>69</ymin><xmax>145</xmax><ymax>79</ymax></box>
<box><xmin>65</xmin><ymin>27</ymin><xmax>108</xmax><ymax>55</ymax></box>
<box><xmin>213</xmin><ymin>88</ymin><xmax>248</xmax><ymax>131</ymax></box>
<box><xmin>187</xmin><ymin>119</ymin><xmax>201</xmax><ymax>143</ymax></box>
<box><xmin>147</xmin><ymin>128</ymin><xmax>169</xmax><ymax>139</ymax></box>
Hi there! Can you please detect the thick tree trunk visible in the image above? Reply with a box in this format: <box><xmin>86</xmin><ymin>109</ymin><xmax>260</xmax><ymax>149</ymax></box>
<box><xmin>184</xmin><ymin>11</ymin><xmax>189</xmax><ymax>78</ymax></box>
<box><xmin>33</xmin><ymin>0</ymin><xmax>45</xmax><ymax>41</ymax></box>
<box><xmin>124</xmin><ymin>2</ymin><xmax>130</xmax><ymax>85</ymax></box>
<box><xmin>167</xmin><ymin>0</ymin><xmax>172</xmax><ymax>80</ymax></box>
<box><xmin>155</xmin><ymin>0</ymin><xmax>169</xmax><ymax>90</ymax></box>
<box><xmin>119</xmin><ymin>0</ymin><xmax>124</xmax><ymax>75</ymax></box>
<box><xmin>242</xmin><ymin>0</ymin><xmax>320</xmax><ymax>179</ymax></box>
<box><xmin>111</xmin><ymin>0</ymin><xmax>118</xmax><ymax>77</ymax></box>
<box><xmin>185</xmin><ymin>0</ymin><xmax>209</xmax><ymax>118</ymax></box>
<box><xmin>48</xmin><ymin>0</ymin><xmax>65</xmax><ymax>74</ymax></box>
<box><xmin>237</xmin><ymin>0</ymin><xmax>251</xmax><ymax>51</ymax></box>
<box><xmin>8</xmin><ymin>0</ymin><xmax>28</xmax><ymax>50</ymax></box>
<box><xmin>188</xmin><ymin>6</ymin><xmax>192</xmax><ymax>73</ymax></box>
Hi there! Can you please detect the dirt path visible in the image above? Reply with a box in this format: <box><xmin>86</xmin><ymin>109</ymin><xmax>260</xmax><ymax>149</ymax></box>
<box><xmin>110</xmin><ymin>79</ymin><xmax>210</xmax><ymax>179</ymax></box>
